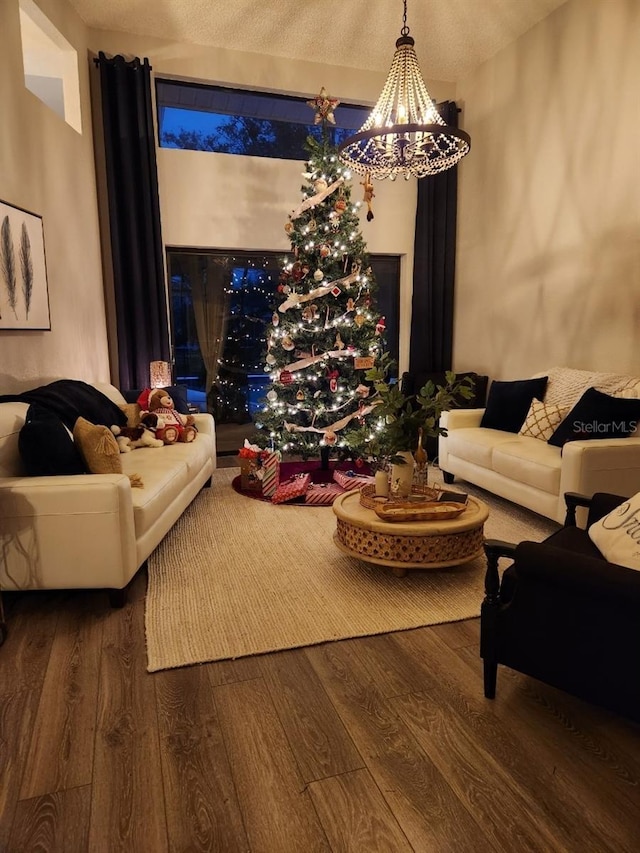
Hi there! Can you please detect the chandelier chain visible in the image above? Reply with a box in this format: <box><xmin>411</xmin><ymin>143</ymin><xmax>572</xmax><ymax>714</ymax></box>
<box><xmin>401</xmin><ymin>0</ymin><xmax>409</xmax><ymax>37</ymax></box>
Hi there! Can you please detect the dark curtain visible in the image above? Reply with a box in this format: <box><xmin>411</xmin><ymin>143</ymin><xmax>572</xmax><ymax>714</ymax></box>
<box><xmin>95</xmin><ymin>53</ymin><xmax>170</xmax><ymax>390</ymax></box>
<box><xmin>409</xmin><ymin>100</ymin><xmax>461</xmax><ymax>374</ymax></box>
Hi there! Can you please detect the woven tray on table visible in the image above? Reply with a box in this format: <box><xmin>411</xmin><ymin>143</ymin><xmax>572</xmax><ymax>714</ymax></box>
<box><xmin>359</xmin><ymin>483</ymin><xmax>441</xmax><ymax>510</ymax></box>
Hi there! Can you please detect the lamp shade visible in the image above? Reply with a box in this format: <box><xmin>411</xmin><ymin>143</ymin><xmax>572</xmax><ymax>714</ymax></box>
<box><xmin>150</xmin><ymin>360</ymin><xmax>172</xmax><ymax>388</ymax></box>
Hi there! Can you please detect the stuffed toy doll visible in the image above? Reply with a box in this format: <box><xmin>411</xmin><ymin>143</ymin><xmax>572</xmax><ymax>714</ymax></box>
<box><xmin>110</xmin><ymin>423</ymin><xmax>164</xmax><ymax>452</ymax></box>
<box><xmin>137</xmin><ymin>388</ymin><xmax>197</xmax><ymax>444</ymax></box>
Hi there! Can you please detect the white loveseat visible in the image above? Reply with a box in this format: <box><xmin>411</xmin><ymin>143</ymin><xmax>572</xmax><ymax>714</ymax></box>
<box><xmin>0</xmin><ymin>381</ymin><xmax>216</xmax><ymax>603</ymax></box>
<box><xmin>439</xmin><ymin>367</ymin><xmax>640</xmax><ymax>522</ymax></box>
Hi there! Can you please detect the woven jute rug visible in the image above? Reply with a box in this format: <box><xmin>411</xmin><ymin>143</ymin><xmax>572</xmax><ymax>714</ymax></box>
<box><xmin>145</xmin><ymin>467</ymin><xmax>558</xmax><ymax>672</ymax></box>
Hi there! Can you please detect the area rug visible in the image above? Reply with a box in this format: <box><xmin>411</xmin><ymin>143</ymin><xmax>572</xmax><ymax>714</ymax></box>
<box><xmin>145</xmin><ymin>467</ymin><xmax>559</xmax><ymax>672</ymax></box>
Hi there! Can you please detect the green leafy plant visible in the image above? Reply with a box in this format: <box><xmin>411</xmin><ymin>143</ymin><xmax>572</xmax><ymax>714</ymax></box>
<box><xmin>346</xmin><ymin>354</ymin><xmax>475</xmax><ymax>467</ymax></box>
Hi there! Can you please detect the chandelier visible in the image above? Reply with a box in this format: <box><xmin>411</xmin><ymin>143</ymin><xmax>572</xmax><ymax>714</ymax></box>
<box><xmin>338</xmin><ymin>0</ymin><xmax>471</xmax><ymax>181</ymax></box>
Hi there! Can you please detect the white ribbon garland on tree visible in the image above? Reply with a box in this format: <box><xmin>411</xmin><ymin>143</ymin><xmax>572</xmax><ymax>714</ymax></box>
<box><xmin>289</xmin><ymin>177</ymin><xmax>345</xmax><ymax>221</ymax></box>
<box><xmin>284</xmin><ymin>401</ymin><xmax>380</xmax><ymax>435</ymax></box>
<box><xmin>278</xmin><ymin>262</ymin><xmax>362</xmax><ymax>313</ymax></box>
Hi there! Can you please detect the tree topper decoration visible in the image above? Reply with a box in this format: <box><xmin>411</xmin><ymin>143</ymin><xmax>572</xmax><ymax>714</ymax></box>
<box><xmin>307</xmin><ymin>87</ymin><xmax>340</xmax><ymax>125</ymax></box>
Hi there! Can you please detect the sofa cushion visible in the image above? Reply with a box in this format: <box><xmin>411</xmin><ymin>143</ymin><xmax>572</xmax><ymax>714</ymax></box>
<box><xmin>518</xmin><ymin>399</ymin><xmax>569</xmax><ymax>441</ymax></box>
<box><xmin>543</xmin><ymin>367</ymin><xmax>640</xmax><ymax>408</ymax></box>
<box><xmin>548</xmin><ymin>388</ymin><xmax>640</xmax><ymax>447</ymax></box>
<box><xmin>445</xmin><ymin>427</ymin><xmax>517</xmax><ymax>469</ymax></box>
<box><xmin>121</xmin><ymin>450</ymin><xmax>190</xmax><ymax>536</ymax></box>
<box><xmin>492</xmin><ymin>437</ymin><xmax>562</xmax><ymax>495</ymax></box>
<box><xmin>19</xmin><ymin>404</ymin><xmax>86</xmax><ymax>476</ymax></box>
<box><xmin>480</xmin><ymin>377</ymin><xmax>548</xmax><ymax>433</ymax></box>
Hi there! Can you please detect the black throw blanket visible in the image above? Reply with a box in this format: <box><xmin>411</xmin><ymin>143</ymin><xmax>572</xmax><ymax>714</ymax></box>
<box><xmin>0</xmin><ymin>379</ymin><xmax>128</xmax><ymax>431</ymax></box>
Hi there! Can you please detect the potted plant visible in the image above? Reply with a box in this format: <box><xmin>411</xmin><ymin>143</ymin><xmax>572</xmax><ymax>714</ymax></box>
<box><xmin>347</xmin><ymin>354</ymin><xmax>475</xmax><ymax>494</ymax></box>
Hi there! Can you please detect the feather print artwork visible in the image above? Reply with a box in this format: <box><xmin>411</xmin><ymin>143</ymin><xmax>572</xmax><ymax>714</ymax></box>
<box><xmin>20</xmin><ymin>222</ymin><xmax>33</xmax><ymax>318</ymax></box>
<box><xmin>1</xmin><ymin>216</ymin><xmax>18</xmax><ymax>319</ymax></box>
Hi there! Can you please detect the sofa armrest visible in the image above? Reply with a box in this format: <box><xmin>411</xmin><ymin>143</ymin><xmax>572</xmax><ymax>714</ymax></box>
<box><xmin>0</xmin><ymin>474</ymin><xmax>138</xmax><ymax>590</ymax></box>
<box><xmin>440</xmin><ymin>408</ymin><xmax>485</xmax><ymax>431</ymax></box>
<box><xmin>191</xmin><ymin>412</ymin><xmax>217</xmax><ymax>459</ymax></box>
<box><xmin>559</xmin><ymin>437</ymin><xmax>640</xmax><ymax>500</ymax></box>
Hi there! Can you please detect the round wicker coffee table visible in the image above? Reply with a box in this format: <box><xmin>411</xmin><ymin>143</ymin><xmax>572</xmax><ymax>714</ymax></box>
<box><xmin>332</xmin><ymin>491</ymin><xmax>489</xmax><ymax>576</ymax></box>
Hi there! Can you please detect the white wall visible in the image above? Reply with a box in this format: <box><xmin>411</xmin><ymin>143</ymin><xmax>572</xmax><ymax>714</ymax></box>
<box><xmin>0</xmin><ymin>0</ymin><xmax>110</xmax><ymax>391</ymax></box>
<box><xmin>454</xmin><ymin>0</ymin><xmax>640</xmax><ymax>380</ymax></box>
<box><xmin>86</xmin><ymin>30</ymin><xmax>456</xmax><ymax>375</ymax></box>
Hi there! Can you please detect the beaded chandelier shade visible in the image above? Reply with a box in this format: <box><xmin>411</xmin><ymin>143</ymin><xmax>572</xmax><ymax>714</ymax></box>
<box><xmin>339</xmin><ymin>0</ymin><xmax>470</xmax><ymax>181</ymax></box>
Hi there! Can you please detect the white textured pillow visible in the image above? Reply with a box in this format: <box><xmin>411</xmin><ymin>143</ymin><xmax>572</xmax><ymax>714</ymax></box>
<box><xmin>588</xmin><ymin>494</ymin><xmax>640</xmax><ymax>571</ymax></box>
<box><xmin>518</xmin><ymin>399</ymin><xmax>569</xmax><ymax>441</ymax></box>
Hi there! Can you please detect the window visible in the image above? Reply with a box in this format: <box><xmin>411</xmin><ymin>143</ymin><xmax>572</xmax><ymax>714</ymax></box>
<box><xmin>18</xmin><ymin>0</ymin><xmax>82</xmax><ymax>133</ymax></box>
<box><xmin>156</xmin><ymin>80</ymin><xmax>370</xmax><ymax>160</ymax></box>
<box><xmin>167</xmin><ymin>248</ymin><xmax>399</xmax><ymax>451</ymax></box>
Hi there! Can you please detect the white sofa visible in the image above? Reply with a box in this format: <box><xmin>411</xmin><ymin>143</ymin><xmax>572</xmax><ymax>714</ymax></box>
<box><xmin>439</xmin><ymin>367</ymin><xmax>640</xmax><ymax>522</ymax></box>
<box><xmin>0</xmin><ymin>381</ymin><xmax>216</xmax><ymax>603</ymax></box>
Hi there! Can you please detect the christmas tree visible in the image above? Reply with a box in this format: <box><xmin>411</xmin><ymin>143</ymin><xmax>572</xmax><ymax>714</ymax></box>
<box><xmin>254</xmin><ymin>89</ymin><xmax>387</xmax><ymax>462</ymax></box>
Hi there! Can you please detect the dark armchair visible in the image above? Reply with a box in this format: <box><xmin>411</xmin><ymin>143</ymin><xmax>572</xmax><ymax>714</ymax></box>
<box><xmin>482</xmin><ymin>492</ymin><xmax>640</xmax><ymax>723</ymax></box>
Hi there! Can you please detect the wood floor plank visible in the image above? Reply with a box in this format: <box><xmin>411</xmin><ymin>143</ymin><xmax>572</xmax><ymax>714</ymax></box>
<box><xmin>430</xmin><ymin>617</ymin><xmax>480</xmax><ymax>649</ymax></box>
<box><xmin>205</xmin><ymin>654</ymin><xmax>264</xmax><ymax>687</ymax></box>
<box><xmin>8</xmin><ymin>785</ymin><xmax>91</xmax><ymax>853</ymax></box>
<box><xmin>416</xmin><ymin>630</ymin><xmax>640</xmax><ymax>853</ymax></box>
<box><xmin>155</xmin><ymin>665</ymin><xmax>249</xmax><ymax>852</ymax></box>
<box><xmin>390</xmin><ymin>689</ymin><xmax>564</xmax><ymax>852</ymax></box>
<box><xmin>259</xmin><ymin>647</ymin><xmax>364</xmax><ymax>782</ymax></box>
<box><xmin>20</xmin><ymin>597</ymin><xmax>104</xmax><ymax>799</ymax></box>
<box><xmin>305</xmin><ymin>641</ymin><xmax>494</xmax><ymax>853</ymax></box>
<box><xmin>309</xmin><ymin>768</ymin><xmax>413</xmax><ymax>853</ymax></box>
<box><xmin>214</xmin><ymin>676</ymin><xmax>331</xmax><ymax>853</ymax></box>
<box><xmin>89</xmin><ymin>594</ymin><xmax>167</xmax><ymax>853</ymax></box>
<box><xmin>0</xmin><ymin>689</ymin><xmax>40</xmax><ymax>852</ymax></box>
<box><xmin>0</xmin><ymin>591</ymin><xmax>61</xmax><ymax>694</ymax></box>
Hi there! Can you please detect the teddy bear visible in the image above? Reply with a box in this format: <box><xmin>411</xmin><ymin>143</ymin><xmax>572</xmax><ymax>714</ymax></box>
<box><xmin>110</xmin><ymin>422</ymin><xmax>164</xmax><ymax>452</ymax></box>
<box><xmin>137</xmin><ymin>388</ymin><xmax>198</xmax><ymax>444</ymax></box>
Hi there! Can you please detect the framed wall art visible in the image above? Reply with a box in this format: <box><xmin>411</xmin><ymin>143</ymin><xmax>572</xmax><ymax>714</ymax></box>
<box><xmin>0</xmin><ymin>199</ymin><xmax>51</xmax><ymax>330</ymax></box>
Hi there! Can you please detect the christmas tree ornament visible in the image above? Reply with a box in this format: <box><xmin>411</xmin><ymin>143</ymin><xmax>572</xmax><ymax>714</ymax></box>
<box><xmin>279</xmin><ymin>370</ymin><xmax>293</xmax><ymax>385</ymax></box>
<box><xmin>307</xmin><ymin>218</ymin><xmax>318</xmax><ymax>233</ymax></box>
<box><xmin>361</xmin><ymin>172</ymin><xmax>375</xmax><ymax>222</ymax></box>
<box><xmin>284</xmin><ymin>220</ymin><xmax>295</xmax><ymax>235</ymax></box>
<box><xmin>266</xmin><ymin>353</ymin><xmax>276</xmax><ymax>365</ymax></box>
<box><xmin>307</xmin><ymin>86</ymin><xmax>340</xmax><ymax>125</ymax></box>
<box><xmin>282</xmin><ymin>335</ymin><xmax>296</xmax><ymax>351</ymax></box>
<box><xmin>313</xmin><ymin>269</ymin><xmax>324</xmax><ymax>282</ymax></box>
<box><xmin>319</xmin><ymin>243</ymin><xmax>331</xmax><ymax>258</ymax></box>
<box><xmin>267</xmin><ymin>389</ymin><xmax>278</xmax><ymax>402</ymax></box>
<box><xmin>334</xmin><ymin>198</ymin><xmax>347</xmax><ymax>216</ymax></box>
<box><xmin>346</xmin><ymin>297</ymin><xmax>355</xmax><ymax>312</ymax></box>
<box><xmin>272</xmin><ymin>311</ymin><xmax>280</xmax><ymax>327</ymax></box>
<box><xmin>375</xmin><ymin>316</ymin><xmax>386</xmax><ymax>335</ymax></box>
<box><xmin>354</xmin><ymin>313</ymin><xmax>366</xmax><ymax>327</ymax></box>
<box><xmin>334</xmin><ymin>332</ymin><xmax>345</xmax><ymax>350</ymax></box>
<box><xmin>356</xmin><ymin>383</ymin><xmax>370</xmax><ymax>397</ymax></box>
<box><xmin>296</xmin><ymin>390</ymin><xmax>305</xmax><ymax>401</ymax></box>
<box><xmin>314</xmin><ymin>178</ymin><xmax>328</xmax><ymax>193</ymax></box>
<box><xmin>327</xmin><ymin>369</ymin><xmax>339</xmax><ymax>393</ymax></box>
<box><xmin>323</xmin><ymin>430</ymin><xmax>338</xmax><ymax>446</ymax></box>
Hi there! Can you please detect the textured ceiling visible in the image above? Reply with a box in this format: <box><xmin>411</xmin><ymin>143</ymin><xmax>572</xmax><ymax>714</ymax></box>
<box><xmin>67</xmin><ymin>0</ymin><xmax>568</xmax><ymax>82</ymax></box>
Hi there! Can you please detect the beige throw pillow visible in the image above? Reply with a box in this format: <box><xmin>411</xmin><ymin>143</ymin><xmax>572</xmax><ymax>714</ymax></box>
<box><xmin>588</xmin><ymin>494</ymin><xmax>640</xmax><ymax>571</ymax></box>
<box><xmin>73</xmin><ymin>417</ymin><xmax>144</xmax><ymax>487</ymax></box>
<box><xmin>74</xmin><ymin>417</ymin><xmax>122</xmax><ymax>474</ymax></box>
<box><xmin>518</xmin><ymin>399</ymin><xmax>569</xmax><ymax>441</ymax></box>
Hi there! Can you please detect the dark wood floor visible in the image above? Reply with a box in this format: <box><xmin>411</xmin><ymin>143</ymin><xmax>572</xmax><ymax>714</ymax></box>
<box><xmin>1</xmin><ymin>569</ymin><xmax>639</xmax><ymax>853</ymax></box>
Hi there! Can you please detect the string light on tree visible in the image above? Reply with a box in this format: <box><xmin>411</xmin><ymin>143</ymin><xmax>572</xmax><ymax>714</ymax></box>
<box><xmin>253</xmin><ymin>88</ymin><xmax>388</xmax><ymax>463</ymax></box>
